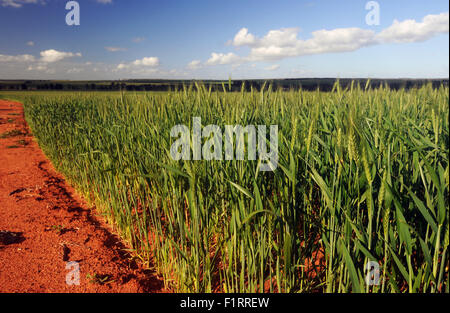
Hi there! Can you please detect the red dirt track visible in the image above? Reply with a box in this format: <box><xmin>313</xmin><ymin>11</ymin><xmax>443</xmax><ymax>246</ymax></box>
<box><xmin>0</xmin><ymin>100</ymin><xmax>164</xmax><ymax>293</ymax></box>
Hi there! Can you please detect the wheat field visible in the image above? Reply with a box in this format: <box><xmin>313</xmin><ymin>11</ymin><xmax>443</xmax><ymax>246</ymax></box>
<box><xmin>9</xmin><ymin>81</ymin><xmax>448</xmax><ymax>293</ymax></box>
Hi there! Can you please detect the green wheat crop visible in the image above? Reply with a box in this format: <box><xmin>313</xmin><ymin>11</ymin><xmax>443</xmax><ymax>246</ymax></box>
<box><xmin>9</xmin><ymin>81</ymin><xmax>448</xmax><ymax>293</ymax></box>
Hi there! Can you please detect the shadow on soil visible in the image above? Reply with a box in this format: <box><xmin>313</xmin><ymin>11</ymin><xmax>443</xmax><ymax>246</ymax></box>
<box><xmin>35</xmin><ymin>160</ymin><xmax>164</xmax><ymax>292</ymax></box>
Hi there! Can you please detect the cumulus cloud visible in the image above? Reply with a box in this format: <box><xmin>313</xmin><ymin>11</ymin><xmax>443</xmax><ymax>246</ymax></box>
<box><xmin>231</xmin><ymin>27</ymin><xmax>377</xmax><ymax>62</ymax></box>
<box><xmin>27</xmin><ymin>64</ymin><xmax>48</xmax><ymax>71</ymax></box>
<box><xmin>206</xmin><ymin>52</ymin><xmax>241</xmax><ymax>65</ymax></box>
<box><xmin>1</xmin><ymin>50</ymin><xmax>82</xmax><ymax>76</ymax></box>
<box><xmin>133</xmin><ymin>57</ymin><xmax>159</xmax><ymax>67</ymax></box>
<box><xmin>0</xmin><ymin>49</ymin><xmax>81</xmax><ymax>75</ymax></box>
<box><xmin>258</xmin><ymin>28</ymin><xmax>301</xmax><ymax>48</ymax></box>
<box><xmin>0</xmin><ymin>54</ymin><xmax>35</xmax><ymax>62</ymax></box>
<box><xmin>187</xmin><ymin>60</ymin><xmax>202</xmax><ymax>70</ymax></box>
<box><xmin>205</xmin><ymin>12</ymin><xmax>449</xmax><ymax>66</ymax></box>
<box><xmin>117</xmin><ymin>63</ymin><xmax>128</xmax><ymax>70</ymax></box>
<box><xmin>40</xmin><ymin>49</ymin><xmax>82</xmax><ymax>63</ymax></box>
<box><xmin>116</xmin><ymin>57</ymin><xmax>160</xmax><ymax>70</ymax></box>
<box><xmin>232</xmin><ymin>28</ymin><xmax>257</xmax><ymax>46</ymax></box>
<box><xmin>376</xmin><ymin>12</ymin><xmax>449</xmax><ymax>43</ymax></box>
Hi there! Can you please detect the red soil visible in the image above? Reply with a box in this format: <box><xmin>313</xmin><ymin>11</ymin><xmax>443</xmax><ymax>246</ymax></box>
<box><xmin>0</xmin><ymin>100</ymin><xmax>165</xmax><ymax>293</ymax></box>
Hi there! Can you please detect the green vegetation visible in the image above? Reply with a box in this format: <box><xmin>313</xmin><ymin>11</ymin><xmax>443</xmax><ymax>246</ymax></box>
<box><xmin>86</xmin><ymin>273</ymin><xmax>114</xmax><ymax>285</ymax></box>
<box><xmin>0</xmin><ymin>78</ymin><xmax>448</xmax><ymax>92</ymax></box>
<box><xmin>11</xmin><ymin>81</ymin><xmax>449</xmax><ymax>293</ymax></box>
<box><xmin>50</xmin><ymin>225</ymin><xmax>66</xmax><ymax>235</ymax></box>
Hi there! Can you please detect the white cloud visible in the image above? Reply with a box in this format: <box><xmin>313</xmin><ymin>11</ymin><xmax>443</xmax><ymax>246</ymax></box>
<box><xmin>132</xmin><ymin>57</ymin><xmax>159</xmax><ymax>67</ymax></box>
<box><xmin>232</xmin><ymin>28</ymin><xmax>257</xmax><ymax>46</ymax></box>
<box><xmin>117</xmin><ymin>63</ymin><xmax>128</xmax><ymax>70</ymax></box>
<box><xmin>1</xmin><ymin>50</ymin><xmax>81</xmax><ymax>76</ymax></box>
<box><xmin>206</xmin><ymin>12</ymin><xmax>449</xmax><ymax>65</ymax></box>
<box><xmin>96</xmin><ymin>0</ymin><xmax>112</xmax><ymax>4</ymax></box>
<box><xmin>26</xmin><ymin>62</ymin><xmax>55</xmax><ymax>74</ymax></box>
<box><xmin>376</xmin><ymin>12</ymin><xmax>449</xmax><ymax>43</ymax></box>
<box><xmin>0</xmin><ymin>54</ymin><xmax>35</xmax><ymax>62</ymax></box>
<box><xmin>187</xmin><ymin>60</ymin><xmax>202</xmax><ymax>70</ymax></box>
<box><xmin>237</xmin><ymin>27</ymin><xmax>376</xmax><ymax>62</ymax></box>
<box><xmin>259</xmin><ymin>28</ymin><xmax>301</xmax><ymax>48</ymax></box>
<box><xmin>40</xmin><ymin>49</ymin><xmax>82</xmax><ymax>63</ymax></box>
<box><xmin>206</xmin><ymin>52</ymin><xmax>241</xmax><ymax>65</ymax></box>
<box><xmin>26</xmin><ymin>41</ymin><xmax>35</xmax><ymax>46</ymax></box>
<box><xmin>105</xmin><ymin>46</ymin><xmax>127</xmax><ymax>52</ymax></box>
<box><xmin>1</xmin><ymin>0</ymin><xmax>43</xmax><ymax>8</ymax></box>
<box><xmin>299</xmin><ymin>27</ymin><xmax>375</xmax><ymax>54</ymax></box>
<box><xmin>27</xmin><ymin>64</ymin><xmax>47</xmax><ymax>71</ymax></box>
<box><xmin>116</xmin><ymin>57</ymin><xmax>160</xmax><ymax>70</ymax></box>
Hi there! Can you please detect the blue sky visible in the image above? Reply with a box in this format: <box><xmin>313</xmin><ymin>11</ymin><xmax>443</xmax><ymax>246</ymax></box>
<box><xmin>0</xmin><ymin>0</ymin><xmax>448</xmax><ymax>80</ymax></box>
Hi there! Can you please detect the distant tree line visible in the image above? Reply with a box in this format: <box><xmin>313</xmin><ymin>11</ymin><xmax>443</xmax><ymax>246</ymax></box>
<box><xmin>0</xmin><ymin>78</ymin><xmax>447</xmax><ymax>92</ymax></box>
